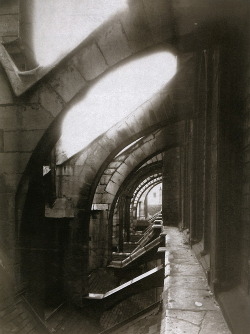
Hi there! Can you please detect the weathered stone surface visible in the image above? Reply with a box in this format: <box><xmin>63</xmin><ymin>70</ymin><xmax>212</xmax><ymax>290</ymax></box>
<box><xmin>143</xmin><ymin>0</ymin><xmax>170</xmax><ymax>27</ymax></box>
<box><xmin>0</xmin><ymin>106</ymin><xmax>18</xmax><ymax>130</ymax></box>
<box><xmin>97</xmin><ymin>21</ymin><xmax>132</xmax><ymax>66</ymax></box>
<box><xmin>167</xmin><ymin>276</ymin><xmax>208</xmax><ymax>290</ymax></box>
<box><xmin>50</xmin><ymin>63</ymin><xmax>87</xmax><ymax>102</ymax></box>
<box><xmin>0</xmin><ymin>173</ymin><xmax>21</xmax><ymax>193</ymax></box>
<box><xmin>161</xmin><ymin>227</ymin><xmax>230</xmax><ymax>333</ymax></box>
<box><xmin>45</xmin><ymin>198</ymin><xmax>74</xmax><ymax>218</ymax></box>
<box><xmin>0</xmin><ymin>15</ymin><xmax>18</xmax><ymax>37</ymax></box>
<box><xmin>38</xmin><ymin>84</ymin><xmax>65</xmax><ymax>117</ymax></box>
<box><xmin>21</xmin><ymin>105</ymin><xmax>53</xmax><ymax>130</ymax></box>
<box><xmin>95</xmin><ymin>185</ymin><xmax>106</xmax><ymax>194</ymax></box>
<box><xmin>125</xmin><ymin>114</ymin><xmax>145</xmax><ymax>135</ymax></box>
<box><xmin>166</xmin><ymin>309</ymin><xmax>205</xmax><ymax>326</ymax></box>
<box><xmin>171</xmin><ymin>263</ymin><xmax>204</xmax><ymax>276</ymax></box>
<box><xmin>3</xmin><ymin>131</ymin><xmax>20</xmax><ymax>151</ymax></box>
<box><xmin>21</xmin><ymin>130</ymin><xmax>44</xmax><ymax>152</ymax></box>
<box><xmin>91</xmin><ymin>204</ymin><xmax>109</xmax><ymax>211</ymax></box>
<box><xmin>100</xmin><ymin>175</ymin><xmax>111</xmax><ymax>185</ymax></box>
<box><xmin>110</xmin><ymin>172</ymin><xmax>123</xmax><ymax>186</ymax></box>
<box><xmin>93</xmin><ymin>193</ymin><xmax>103</xmax><ymax>204</ymax></box>
<box><xmin>0</xmin><ymin>1</ymin><xmax>19</xmax><ymax>15</ymax></box>
<box><xmin>0</xmin><ymin>129</ymin><xmax>4</xmax><ymax>152</ymax></box>
<box><xmin>101</xmin><ymin>193</ymin><xmax>115</xmax><ymax>204</ymax></box>
<box><xmin>124</xmin><ymin>154</ymin><xmax>139</xmax><ymax>168</ymax></box>
<box><xmin>109</xmin><ymin>161</ymin><xmax>122</xmax><ymax>169</ymax></box>
<box><xmin>106</xmin><ymin>180</ymin><xmax>120</xmax><ymax>195</ymax></box>
<box><xmin>72</xmin><ymin>42</ymin><xmax>108</xmax><ymax>81</ymax></box>
<box><xmin>168</xmin><ymin>286</ymin><xmax>218</xmax><ymax>311</ymax></box>
<box><xmin>200</xmin><ymin>311</ymin><xmax>231</xmax><ymax>334</ymax></box>
<box><xmin>143</xmin><ymin>0</ymin><xmax>172</xmax><ymax>42</ymax></box>
<box><xmin>0</xmin><ymin>68</ymin><xmax>14</xmax><ymax>104</ymax></box>
<box><xmin>120</xmin><ymin>2</ymin><xmax>154</xmax><ymax>53</ymax></box>
<box><xmin>165</xmin><ymin>316</ymin><xmax>200</xmax><ymax>334</ymax></box>
<box><xmin>4</xmin><ymin>130</ymin><xmax>43</xmax><ymax>153</ymax></box>
<box><xmin>116</xmin><ymin>163</ymin><xmax>130</xmax><ymax>176</ymax></box>
<box><xmin>0</xmin><ymin>153</ymin><xmax>31</xmax><ymax>173</ymax></box>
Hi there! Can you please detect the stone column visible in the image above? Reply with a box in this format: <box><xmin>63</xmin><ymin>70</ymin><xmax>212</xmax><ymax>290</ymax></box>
<box><xmin>162</xmin><ymin>147</ymin><xmax>181</xmax><ymax>226</ymax></box>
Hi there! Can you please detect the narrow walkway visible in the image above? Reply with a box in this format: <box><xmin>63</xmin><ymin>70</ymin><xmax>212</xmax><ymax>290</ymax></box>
<box><xmin>112</xmin><ymin>227</ymin><xmax>231</xmax><ymax>334</ymax></box>
<box><xmin>160</xmin><ymin>227</ymin><xmax>231</xmax><ymax>334</ymax></box>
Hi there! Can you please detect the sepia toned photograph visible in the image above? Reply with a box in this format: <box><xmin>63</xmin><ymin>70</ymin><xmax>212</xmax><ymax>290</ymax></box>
<box><xmin>0</xmin><ymin>0</ymin><xmax>249</xmax><ymax>333</ymax></box>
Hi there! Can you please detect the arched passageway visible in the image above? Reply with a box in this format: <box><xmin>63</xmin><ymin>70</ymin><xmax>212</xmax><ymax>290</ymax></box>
<box><xmin>0</xmin><ymin>1</ymin><xmax>248</xmax><ymax>333</ymax></box>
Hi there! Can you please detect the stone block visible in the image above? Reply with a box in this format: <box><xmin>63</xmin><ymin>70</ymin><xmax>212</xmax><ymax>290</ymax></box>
<box><xmin>76</xmin><ymin>164</ymin><xmax>96</xmax><ymax>183</ymax></box>
<box><xmin>45</xmin><ymin>198</ymin><xmax>74</xmax><ymax>218</ymax></box>
<box><xmin>105</xmin><ymin>180</ymin><xmax>119</xmax><ymax>195</ymax></box>
<box><xmin>0</xmin><ymin>193</ymin><xmax>15</xmax><ymax>221</ymax></box>
<box><xmin>84</xmin><ymin>145</ymin><xmax>110</xmax><ymax>170</ymax></box>
<box><xmin>116</xmin><ymin>163</ymin><xmax>129</xmax><ymax>177</ymax></box>
<box><xmin>97</xmin><ymin>20</ymin><xmax>132</xmax><ymax>66</ymax></box>
<box><xmin>0</xmin><ymin>152</ymin><xmax>31</xmax><ymax>174</ymax></box>
<box><xmin>200</xmin><ymin>311</ymin><xmax>231</xmax><ymax>334</ymax></box>
<box><xmin>95</xmin><ymin>185</ymin><xmax>106</xmax><ymax>194</ymax></box>
<box><xmin>100</xmin><ymin>175</ymin><xmax>111</xmax><ymax>185</ymax></box>
<box><xmin>49</xmin><ymin>62</ymin><xmax>87</xmax><ymax>103</ymax></box>
<box><xmin>168</xmin><ymin>287</ymin><xmax>219</xmax><ymax>311</ymax></box>
<box><xmin>0</xmin><ymin>173</ymin><xmax>21</xmax><ymax>193</ymax></box>
<box><xmin>143</xmin><ymin>0</ymin><xmax>172</xmax><ymax>42</ymax></box>
<box><xmin>0</xmin><ymin>15</ymin><xmax>18</xmax><ymax>37</ymax></box>
<box><xmin>0</xmin><ymin>67</ymin><xmax>14</xmax><ymax>104</ymax></box>
<box><xmin>38</xmin><ymin>84</ymin><xmax>65</xmax><ymax>117</ymax></box>
<box><xmin>110</xmin><ymin>172</ymin><xmax>123</xmax><ymax>186</ymax></box>
<box><xmin>103</xmin><ymin>168</ymin><xmax>115</xmax><ymax>175</ymax></box>
<box><xmin>60</xmin><ymin>165</ymin><xmax>74</xmax><ymax>176</ymax></box>
<box><xmin>93</xmin><ymin>193</ymin><xmax>103</xmax><ymax>204</ymax></box>
<box><xmin>101</xmin><ymin>192</ymin><xmax>115</xmax><ymax>204</ymax></box>
<box><xmin>141</xmin><ymin>142</ymin><xmax>154</xmax><ymax>157</ymax></box>
<box><xmin>143</xmin><ymin>0</ymin><xmax>170</xmax><ymax>26</ymax></box>
<box><xmin>0</xmin><ymin>129</ymin><xmax>3</xmax><ymax>152</ymax></box>
<box><xmin>141</xmin><ymin>102</ymin><xmax>158</xmax><ymax>126</ymax></box>
<box><xmin>109</xmin><ymin>161</ymin><xmax>122</xmax><ymax>169</ymax></box>
<box><xmin>3</xmin><ymin>131</ymin><xmax>20</xmax><ymax>151</ymax></box>
<box><xmin>150</xmin><ymin>93</ymin><xmax>169</xmax><ymax>121</ymax></box>
<box><xmin>124</xmin><ymin>154</ymin><xmax>138</xmax><ymax>169</ymax></box>
<box><xmin>167</xmin><ymin>276</ymin><xmax>207</xmax><ymax>290</ymax></box>
<box><xmin>165</xmin><ymin>315</ymin><xmax>200</xmax><ymax>334</ymax></box>
<box><xmin>72</xmin><ymin>42</ymin><xmax>108</xmax><ymax>81</ymax></box>
<box><xmin>21</xmin><ymin>105</ymin><xmax>53</xmax><ymax>130</ymax></box>
<box><xmin>0</xmin><ymin>106</ymin><xmax>18</xmax><ymax>130</ymax></box>
<box><xmin>98</xmin><ymin>135</ymin><xmax>118</xmax><ymax>155</ymax></box>
<box><xmin>21</xmin><ymin>130</ymin><xmax>44</xmax><ymax>152</ymax></box>
<box><xmin>120</xmin><ymin>3</ymin><xmax>154</xmax><ymax>53</ymax></box>
<box><xmin>91</xmin><ymin>204</ymin><xmax>109</xmax><ymax>211</ymax></box>
<box><xmin>131</xmin><ymin>147</ymin><xmax>146</xmax><ymax>163</ymax></box>
<box><xmin>0</xmin><ymin>1</ymin><xmax>19</xmax><ymax>15</ymax></box>
<box><xmin>105</xmin><ymin>125</ymin><xmax>126</xmax><ymax>147</ymax></box>
<box><xmin>125</xmin><ymin>114</ymin><xmax>144</xmax><ymax>136</ymax></box>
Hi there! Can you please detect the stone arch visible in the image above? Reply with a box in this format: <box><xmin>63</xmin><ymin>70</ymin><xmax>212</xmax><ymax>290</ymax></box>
<box><xmin>14</xmin><ymin>1</ymin><xmax>196</xmax><ymax>305</ymax></box>
<box><xmin>110</xmin><ymin>161</ymin><xmax>163</xmax><ymax>251</ymax></box>
<box><xmin>132</xmin><ymin>177</ymin><xmax>162</xmax><ymax>214</ymax></box>
<box><xmin>132</xmin><ymin>175</ymin><xmax>162</xmax><ymax>221</ymax></box>
<box><xmin>91</xmin><ymin>122</ymin><xmax>184</xmax><ymax>212</ymax></box>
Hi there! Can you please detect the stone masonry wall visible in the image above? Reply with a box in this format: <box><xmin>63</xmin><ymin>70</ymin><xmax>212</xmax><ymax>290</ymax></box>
<box><xmin>162</xmin><ymin>147</ymin><xmax>181</xmax><ymax>226</ymax></box>
<box><xmin>240</xmin><ymin>23</ymin><xmax>250</xmax><ymax>292</ymax></box>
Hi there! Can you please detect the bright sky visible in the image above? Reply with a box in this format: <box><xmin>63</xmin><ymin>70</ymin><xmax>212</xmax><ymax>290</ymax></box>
<box><xmin>33</xmin><ymin>0</ymin><xmax>128</xmax><ymax>66</ymax></box>
<box><xmin>60</xmin><ymin>50</ymin><xmax>177</xmax><ymax>159</ymax></box>
<box><xmin>147</xmin><ymin>183</ymin><xmax>162</xmax><ymax>205</ymax></box>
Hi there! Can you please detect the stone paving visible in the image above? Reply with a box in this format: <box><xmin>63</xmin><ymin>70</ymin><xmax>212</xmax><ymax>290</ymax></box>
<box><xmin>160</xmin><ymin>227</ymin><xmax>231</xmax><ymax>334</ymax></box>
<box><xmin>112</xmin><ymin>227</ymin><xmax>231</xmax><ymax>334</ymax></box>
